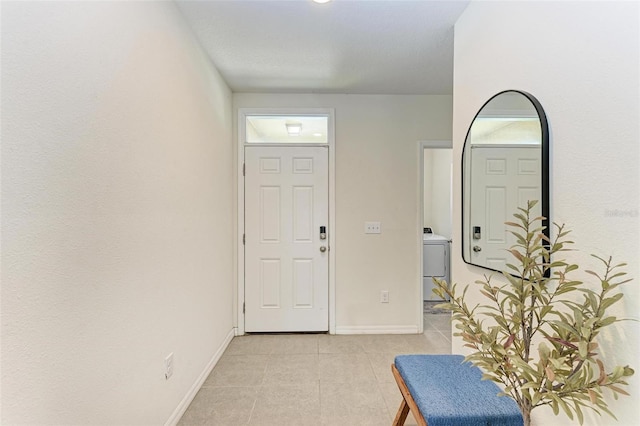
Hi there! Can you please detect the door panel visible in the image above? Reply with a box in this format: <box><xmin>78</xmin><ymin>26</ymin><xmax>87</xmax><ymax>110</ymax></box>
<box><xmin>260</xmin><ymin>187</ymin><xmax>281</xmax><ymax>242</ymax></box>
<box><xmin>260</xmin><ymin>259</ymin><xmax>281</xmax><ymax>308</ymax></box>
<box><xmin>245</xmin><ymin>146</ymin><xmax>329</xmax><ymax>332</ymax></box>
<box><xmin>293</xmin><ymin>259</ymin><xmax>313</xmax><ymax>307</ymax></box>
<box><xmin>293</xmin><ymin>186</ymin><xmax>313</xmax><ymax>241</ymax></box>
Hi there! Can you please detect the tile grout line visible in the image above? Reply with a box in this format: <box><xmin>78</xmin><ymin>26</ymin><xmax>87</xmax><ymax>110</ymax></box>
<box><xmin>374</xmin><ymin>378</ymin><xmax>394</xmax><ymax>423</ymax></box>
<box><xmin>245</xmin><ymin>390</ymin><xmax>259</xmax><ymax>426</ymax></box>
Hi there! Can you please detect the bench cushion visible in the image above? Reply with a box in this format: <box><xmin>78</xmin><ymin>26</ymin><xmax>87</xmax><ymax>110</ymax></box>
<box><xmin>394</xmin><ymin>354</ymin><xmax>523</xmax><ymax>426</ymax></box>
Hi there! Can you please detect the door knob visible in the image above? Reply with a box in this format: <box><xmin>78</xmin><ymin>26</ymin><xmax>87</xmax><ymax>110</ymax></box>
<box><xmin>473</xmin><ymin>245</ymin><xmax>482</xmax><ymax>252</ymax></box>
<box><xmin>320</xmin><ymin>246</ymin><xmax>327</xmax><ymax>253</ymax></box>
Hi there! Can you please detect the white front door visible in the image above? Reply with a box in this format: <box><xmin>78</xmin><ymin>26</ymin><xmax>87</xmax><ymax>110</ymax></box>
<box><xmin>470</xmin><ymin>146</ymin><xmax>541</xmax><ymax>270</ymax></box>
<box><xmin>244</xmin><ymin>146</ymin><xmax>329</xmax><ymax>332</ymax></box>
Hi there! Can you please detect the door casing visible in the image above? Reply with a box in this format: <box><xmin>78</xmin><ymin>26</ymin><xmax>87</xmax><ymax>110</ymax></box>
<box><xmin>236</xmin><ymin>108</ymin><xmax>336</xmax><ymax>335</ymax></box>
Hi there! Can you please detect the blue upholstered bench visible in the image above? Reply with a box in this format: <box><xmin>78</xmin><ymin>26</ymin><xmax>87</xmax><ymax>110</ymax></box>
<box><xmin>392</xmin><ymin>355</ymin><xmax>523</xmax><ymax>426</ymax></box>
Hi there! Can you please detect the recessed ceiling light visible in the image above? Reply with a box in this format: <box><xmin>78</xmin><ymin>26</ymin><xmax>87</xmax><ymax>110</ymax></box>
<box><xmin>312</xmin><ymin>0</ymin><xmax>332</xmax><ymax>4</ymax></box>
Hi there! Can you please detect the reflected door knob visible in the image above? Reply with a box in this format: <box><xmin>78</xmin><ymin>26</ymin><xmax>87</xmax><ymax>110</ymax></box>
<box><xmin>320</xmin><ymin>246</ymin><xmax>327</xmax><ymax>253</ymax></box>
<box><xmin>473</xmin><ymin>245</ymin><xmax>482</xmax><ymax>252</ymax></box>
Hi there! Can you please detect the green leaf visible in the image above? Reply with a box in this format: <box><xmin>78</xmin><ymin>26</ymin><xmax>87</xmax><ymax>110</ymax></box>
<box><xmin>575</xmin><ymin>402</ymin><xmax>584</xmax><ymax>424</ymax></box>
<box><xmin>565</xmin><ymin>264</ymin><xmax>579</xmax><ymax>273</ymax></box>
<box><xmin>610</xmin><ymin>366</ymin><xmax>625</xmax><ymax>381</ymax></box>
<box><xmin>558</xmin><ymin>397</ymin><xmax>574</xmax><ymax>420</ymax></box>
<box><xmin>609</xmin><ymin>385</ymin><xmax>630</xmax><ymax>396</ymax></box>
<box><xmin>578</xmin><ymin>341</ymin><xmax>588</xmax><ymax>359</ymax></box>
<box><xmin>551</xmin><ymin>396</ymin><xmax>559</xmax><ymax>415</ymax></box>
<box><xmin>504</xmin><ymin>221</ymin><xmax>524</xmax><ymax>229</ymax></box>
<box><xmin>601</xmin><ymin>293</ymin><xmax>624</xmax><ymax>310</ymax></box>
<box><xmin>549</xmin><ymin>322</ymin><xmax>579</xmax><ymax>337</ymax></box>
<box><xmin>598</xmin><ymin>316</ymin><xmax>617</xmax><ymax>327</ymax></box>
<box><xmin>538</xmin><ymin>342</ymin><xmax>551</xmax><ymax>361</ymax></box>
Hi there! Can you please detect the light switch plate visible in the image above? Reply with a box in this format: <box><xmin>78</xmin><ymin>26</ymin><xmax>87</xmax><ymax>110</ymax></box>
<box><xmin>165</xmin><ymin>353</ymin><xmax>174</xmax><ymax>380</ymax></box>
<box><xmin>365</xmin><ymin>222</ymin><xmax>381</xmax><ymax>234</ymax></box>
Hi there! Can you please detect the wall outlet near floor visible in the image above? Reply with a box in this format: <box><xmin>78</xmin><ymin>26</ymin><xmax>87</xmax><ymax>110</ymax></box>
<box><xmin>165</xmin><ymin>352</ymin><xmax>174</xmax><ymax>380</ymax></box>
<box><xmin>365</xmin><ymin>221</ymin><xmax>381</xmax><ymax>234</ymax></box>
<box><xmin>381</xmin><ymin>290</ymin><xmax>389</xmax><ymax>303</ymax></box>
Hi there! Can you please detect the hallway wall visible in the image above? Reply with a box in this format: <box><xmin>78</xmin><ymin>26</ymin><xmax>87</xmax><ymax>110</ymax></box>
<box><xmin>234</xmin><ymin>94</ymin><xmax>452</xmax><ymax>332</ymax></box>
<box><xmin>423</xmin><ymin>148</ymin><xmax>452</xmax><ymax>239</ymax></box>
<box><xmin>452</xmin><ymin>2</ymin><xmax>639</xmax><ymax>424</ymax></box>
<box><xmin>1</xmin><ymin>2</ymin><xmax>234</xmax><ymax>424</ymax></box>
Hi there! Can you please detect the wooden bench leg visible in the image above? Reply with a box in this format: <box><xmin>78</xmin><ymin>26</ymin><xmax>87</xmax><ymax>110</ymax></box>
<box><xmin>392</xmin><ymin>398</ymin><xmax>410</xmax><ymax>426</ymax></box>
<box><xmin>391</xmin><ymin>364</ymin><xmax>428</xmax><ymax>426</ymax></box>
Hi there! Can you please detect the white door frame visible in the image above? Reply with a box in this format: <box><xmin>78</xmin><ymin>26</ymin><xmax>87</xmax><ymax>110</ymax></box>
<box><xmin>237</xmin><ymin>108</ymin><xmax>336</xmax><ymax>335</ymax></box>
<box><xmin>417</xmin><ymin>140</ymin><xmax>452</xmax><ymax>334</ymax></box>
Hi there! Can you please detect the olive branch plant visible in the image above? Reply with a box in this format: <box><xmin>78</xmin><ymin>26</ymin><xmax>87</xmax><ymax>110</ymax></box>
<box><xmin>433</xmin><ymin>200</ymin><xmax>634</xmax><ymax>426</ymax></box>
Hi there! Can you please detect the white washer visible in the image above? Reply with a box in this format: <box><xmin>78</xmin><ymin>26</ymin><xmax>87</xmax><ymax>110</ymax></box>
<box><xmin>423</xmin><ymin>234</ymin><xmax>450</xmax><ymax>301</ymax></box>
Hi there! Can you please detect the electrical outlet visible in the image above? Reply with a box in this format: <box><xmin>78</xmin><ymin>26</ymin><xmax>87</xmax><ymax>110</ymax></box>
<box><xmin>365</xmin><ymin>222</ymin><xmax>381</xmax><ymax>234</ymax></box>
<box><xmin>165</xmin><ymin>353</ymin><xmax>174</xmax><ymax>380</ymax></box>
<box><xmin>381</xmin><ymin>290</ymin><xmax>389</xmax><ymax>303</ymax></box>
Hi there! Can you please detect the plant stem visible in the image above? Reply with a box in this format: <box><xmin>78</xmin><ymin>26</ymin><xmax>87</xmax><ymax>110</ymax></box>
<box><xmin>522</xmin><ymin>405</ymin><xmax>531</xmax><ymax>426</ymax></box>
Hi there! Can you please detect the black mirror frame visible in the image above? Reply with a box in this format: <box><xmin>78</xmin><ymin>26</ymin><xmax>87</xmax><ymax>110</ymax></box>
<box><xmin>461</xmin><ymin>90</ymin><xmax>550</xmax><ymax>275</ymax></box>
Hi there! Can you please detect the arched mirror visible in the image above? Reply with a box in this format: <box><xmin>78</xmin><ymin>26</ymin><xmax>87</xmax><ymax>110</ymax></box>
<box><xmin>462</xmin><ymin>90</ymin><xmax>549</xmax><ymax>275</ymax></box>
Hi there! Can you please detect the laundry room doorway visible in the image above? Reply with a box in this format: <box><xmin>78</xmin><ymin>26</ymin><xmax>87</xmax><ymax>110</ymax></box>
<box><xmin>418</xmin><ymin>141</ymin><xmax>452</xmax><ymax>333</ymax></box>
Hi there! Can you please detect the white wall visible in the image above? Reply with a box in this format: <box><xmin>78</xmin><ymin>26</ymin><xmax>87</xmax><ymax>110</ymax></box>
<box><xmin>424</xmin><ymin>149</ymin><xmax>452</xmax><ymax>239</ymax></box>
<box><xmin>423</xmin><ymin>150</ymin><xmax>434</xmax><ymax>228</ymax></box>
<box><xmin>1</xmin><ymin>2</ymin><xmax>234</xmax><ymax>424</ymax></box>
<box><xmin>452</xmin><ymin>2</ymin><xmax>639</xmax><ymax>425</ymax></box>
<box><xmin>234</xmin><ymin>94</ymin><xmax>452</xmax><ymax>332</ymax></box>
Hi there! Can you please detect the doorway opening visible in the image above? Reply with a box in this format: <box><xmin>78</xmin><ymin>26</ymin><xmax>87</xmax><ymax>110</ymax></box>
<box><xmin>418</xmin><ymin>141</ymin><xmax>452</xmax><ymax>336</ymax></box>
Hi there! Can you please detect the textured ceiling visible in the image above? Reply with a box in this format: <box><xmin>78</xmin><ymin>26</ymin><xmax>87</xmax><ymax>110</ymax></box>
<box><xmin>176</xmin><ymin>0</ymin><xmax>470</xmax><ymax>95</ymax></box>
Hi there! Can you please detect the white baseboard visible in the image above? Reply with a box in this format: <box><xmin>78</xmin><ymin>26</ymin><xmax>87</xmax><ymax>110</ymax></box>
<box><xmin>164</xmin><ymin>328</ymin><xmax>235</xmax><ymax>426</ymax></box>
<box><xmin>335</xmin><ymin>325</ymin><xmax>419</xmax><ymax>335</ymax></box>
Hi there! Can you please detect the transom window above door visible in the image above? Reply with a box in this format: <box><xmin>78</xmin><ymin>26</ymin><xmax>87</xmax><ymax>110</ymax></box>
<box><xmin>245</xmin><ymin>115</ymin><xmax>329</xmax><ymax>144</ymax></box>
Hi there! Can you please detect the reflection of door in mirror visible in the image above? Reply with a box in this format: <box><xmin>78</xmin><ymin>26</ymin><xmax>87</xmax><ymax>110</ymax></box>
<box><xmin>462</xmin><ymin>90</ymin><xmax>549</xmax><ymax>277</ymax></box>
<box><xmin>469</xmin><ymin>146</ymin><xmax>540</xmax><ymax>270</ymax></box>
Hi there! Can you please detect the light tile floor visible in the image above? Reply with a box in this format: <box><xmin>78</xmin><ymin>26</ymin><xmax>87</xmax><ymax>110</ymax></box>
<box><xmin>178</xmin><ymin>313</ymin><xmax>451</xmax><ymax>426</ymax></box>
